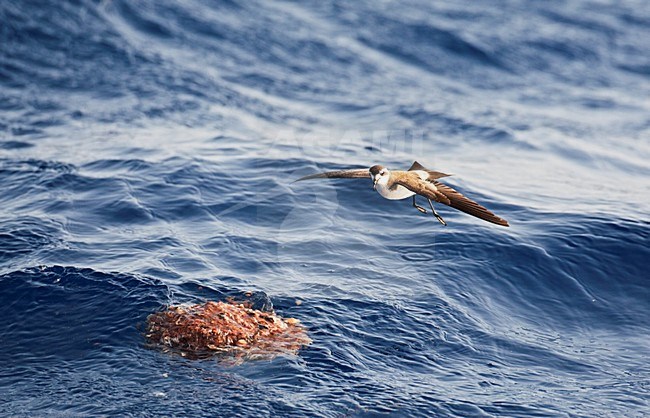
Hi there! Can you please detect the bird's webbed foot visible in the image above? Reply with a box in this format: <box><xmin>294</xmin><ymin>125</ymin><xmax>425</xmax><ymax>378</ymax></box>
<box><xmin>427</xmin><ymin>199</ymin><xmax>447</xmax><ymax>226</ymax></box>
<box><xmin>412</xmin><ymin>196</ymin><xmax>428</xmax><ymax>214</ymax></box>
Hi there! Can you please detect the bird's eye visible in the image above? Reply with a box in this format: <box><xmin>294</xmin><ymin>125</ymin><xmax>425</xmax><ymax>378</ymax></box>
<box><xmin>379</xmin><ymin>170</ymin><xmax>385</xmax><ymax>175</ymax></box>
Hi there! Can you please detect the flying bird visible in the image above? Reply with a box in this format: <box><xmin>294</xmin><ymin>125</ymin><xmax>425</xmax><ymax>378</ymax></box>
<box><xmin>295</xmin><ymin>161</ymin><xmax>509</xmax><ymax>227</ymax></box>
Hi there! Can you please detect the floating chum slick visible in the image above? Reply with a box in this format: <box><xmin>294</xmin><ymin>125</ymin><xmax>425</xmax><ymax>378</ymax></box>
<box><xmin>145</xmin><ymin>296</ymin><xmax>311</xmax><ymax>363</ymax></box>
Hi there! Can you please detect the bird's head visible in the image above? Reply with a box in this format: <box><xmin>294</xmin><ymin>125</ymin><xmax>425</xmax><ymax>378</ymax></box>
<box><xmin>369</xmin><ymin>165</ymin><xmax>389</xmax><ymax>190</ymax></box>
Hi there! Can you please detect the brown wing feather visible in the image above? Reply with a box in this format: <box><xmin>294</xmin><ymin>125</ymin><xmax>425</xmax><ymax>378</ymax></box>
<box><xmin>407</xmin><ymin>161</ymin><xmax>451</xmax><ymax>181</ymax></box>
<box><xmin>394</xmin><ymin>175</ymin><xmax>509</xmax><ymax>226</ymax></box>
<box><xmin>295</xmin><ymin>169</ymin><xmax>370</xmax><ymax>182</ymax></box>
<box><xmin>432</xmin><ymin>181</ymin><xmax>509</xmax><ymax>226</ymax></box>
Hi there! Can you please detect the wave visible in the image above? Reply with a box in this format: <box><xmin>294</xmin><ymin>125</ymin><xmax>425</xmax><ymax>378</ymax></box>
<box><xmin>2</xmin><ymin>0</ymin><xmax>649</xmax><ymax>416</ymax></box>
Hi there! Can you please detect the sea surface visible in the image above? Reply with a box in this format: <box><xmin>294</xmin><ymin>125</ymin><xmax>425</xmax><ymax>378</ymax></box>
<box><xmin>1</xmin><ymin>0</ymin><xmax>649</xmax><ymax>416</ymax></box>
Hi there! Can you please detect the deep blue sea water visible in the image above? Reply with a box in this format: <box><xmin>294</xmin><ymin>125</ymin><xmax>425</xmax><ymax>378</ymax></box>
<box><xmin>1</xmin><ymin>0</ymin><xmax>649</xmax><ymax>416</ymax></box>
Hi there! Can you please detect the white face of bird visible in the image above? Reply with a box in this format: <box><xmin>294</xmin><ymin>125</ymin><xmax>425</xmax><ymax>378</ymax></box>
<box><xmin>372</xmin><ymin>168</ymin><xmax>390</xmax><ymax>190</ymax></box>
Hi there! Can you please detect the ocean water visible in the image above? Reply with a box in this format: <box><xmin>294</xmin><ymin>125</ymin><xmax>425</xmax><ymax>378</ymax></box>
<box><xmin>1</xmin><ymin>0</ymin><xmax>649</xmax><ymax>416</ymax></box>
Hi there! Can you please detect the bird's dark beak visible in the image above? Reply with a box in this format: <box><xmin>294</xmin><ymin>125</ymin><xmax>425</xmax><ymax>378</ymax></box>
<box><xmin>373</xmin><ymin>178</ymin><xmax>378</xmax><ymax>190</ymax></box>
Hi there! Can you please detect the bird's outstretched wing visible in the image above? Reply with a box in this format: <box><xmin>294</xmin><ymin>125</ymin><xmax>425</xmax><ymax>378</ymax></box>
<box><xmin>407</xmin><ymin>161</ymin><xmax>451</xmax><ymax>181</ymax></box>
<box><xmin>295</xmin><ymin>169</ymin><xmax>370</xmax><ymax>182</ymax></box>
<box><xmin>395</xmin><ymin>176</ymin><xmax>509</xmax><ymax>227</ymax></box>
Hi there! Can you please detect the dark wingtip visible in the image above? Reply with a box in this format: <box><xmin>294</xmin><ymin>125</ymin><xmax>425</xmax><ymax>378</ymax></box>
<box><xmin>408</xmin><ymin>161</ymin><xmax>426</xmax><ymax>171</ymax></box>
<box><xmin>492</xmin><ymin>217</ymin><xmax>510</xmax><ymax>227</ymax></box>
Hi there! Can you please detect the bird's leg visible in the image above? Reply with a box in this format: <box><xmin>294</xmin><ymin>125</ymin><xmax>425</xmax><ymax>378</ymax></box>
<box><xmin>427</xmin><ymin>199</ymin><xmax>447</xmax><ymax>226</ymax></box>
<box><xmin>412</xmin><ymin>195</ymin><xmax>428</xmax><ymax>214</ymax></box>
